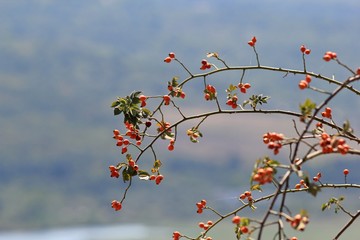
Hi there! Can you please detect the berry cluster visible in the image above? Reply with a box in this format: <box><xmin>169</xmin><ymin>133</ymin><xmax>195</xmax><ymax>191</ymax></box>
<box><xmin>139</xmin><ymin>94</ymin><xmax>147</xmax><ymax>107</ymax></box>
<box><xmin>168</xmin><ymin>139</ymin><xmax>175</xmax><ymax>151</ymax></box>
<box><xmin>298</xmin><ymin>74</ymin><xmax>312</xmax><ymax>90</ymax></box>
<box><xmin>295</xmin><ymin>179</ymin><xmax>308</xmax><ymax>190</ymax></box>
<box><xmin>248</xmin><ymin>36</ymin><xmax>257</xmax><ymax>47</ymax></box>
<box><xmin>232</xmin><ymin>216</ymin><xmax>250</xmax><ymax>235</ymax></box>
<box><xmin>239</xmin><ymin>190</ymin><xmax>253</xmax><ymax>202</ymax></box>
<box><xmin>200</xmin><ymin>59</ymin><xmax>212</xmax><ymax>70</ymax></box>
<box><xmin>252</xmin><ymin>167</ymin><xmax>274</xmax><ymax>185</ymax></box>
<box><xmin>226</xmin><ymin>95</ymin><xmax>238</xmax><ymax>109</ymax></box>
<box><xmin>204</xmin><ymin>84</ymin><xmax>217</xmax><ymax>101</ymax></box>
<box><xmin>300</xmin><ymin>44</ymin><xmax>311</xmax><ymax>55</ymax></box>
<box><xmin>262</xmin><ymin>132</ymin><xmax>284</xmax><ymax>155</ymax></box>
<box><xmin>321</xmin><ymin>107</ymin><xmax>332</xmax><ymax>118</ymax></box>
<box><xmin>286</xmin><ymin>213</ymin><xmax>309</xmax><ymax>231</ymax></box>
<box><xmin>164</xmin><ymin>52</ymin><xmax>176</xmax><ymax>63</ymax></box>
<box><xmin>312</xmin><ymin>172</ymin><xmax>322</xmax><ymax>183</ymax></box>
<box><xmin>196</xmin><ymin>199</ymin><xmax>207</xmax><ymax>214</ymax></box>
<box><xmin>320</xmin><ymin>132</ymin><xmax>350</xmax><ymax>154</ymax></box>
<box><xmin>198</xmin><ymin>220</ymin><xmax>213</xmax><ymax>231</ymax></box>
<box><xmin>238</xmin><ymin>82</ymin><xmax>251</xmax><ymax>93</ymax></box>
<box><xmin>109</xmin><ymin>165</ymin><xmax>120</xmax><ymax>178</ymax></box>
<box><xmin>323</xmin><ymin>51</ymin><xmax>337</xmax><ymax>62</ymax></box>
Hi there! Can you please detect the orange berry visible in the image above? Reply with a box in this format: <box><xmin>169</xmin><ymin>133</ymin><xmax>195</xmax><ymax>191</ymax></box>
<box><xmin>113</xmin><ymin>129</ymin><xmax>120</xmax><ymax>136</ymax></box>
<box><xmin>121</xmin><ymin>147</ymin><xmax>127</xmax><ymax>154</ymax></box>
<box><xmin>295</xmin><ymin>184</ymin><xmax>301</xmax><ymax>189</ymax></box>
<box><xmin>300</xmin><ymin>45</ymin><xmax>306</xmax><ymax>53</ymax></box>
<box><xmin>207</xmin><ymin>220</ymin><xmax>213</xmax><ymax>226</ymax></box>
<box><xmin>290</xmin><ymin>237</ymin><xmax>298</xmax><ymax>240</ymax></box>
<box><xmin>164</xmin><ymin>56</ymin><xmax>172</xmax><ymax>63</ymax></box>
<box><xmin>168</xmin><ymin>144</ymin><xmax>175</xmax><ymax>151</ymax></box>
<box><xmin>323</xmin><ymin>54</ymin><xmax>332</xmax><ymax>62</ymax></box>
<box><xmin>111</xmin><ymin>200</ymin><xmax>122</xmax><ymax>211</ymax></box>
<box><xmin>168</xmin><ymin>52</ymin><xmax>175</xmax><ymax>58</ymax></box>
<box><xmin>200</xmin><ymin>199</ymin><xmax>207</xmax><ymax>206</ymax></box>
<box><xmin>240</xmin><ymin>226</ymin><xmax>249</xmax><ymax>234</ymax></box>
<box><xmin>198</xmin><ymin>222</ymin><xmax>205</xmax><ymax>228</ymax></box>
<box><xmin>244</xmin><ymin>191</ymin><xmax>252</xmax><ymax>197</ymax></box>
<box><xmin>305</xmin><ymin>74</ymin><xmax>312</xmax><ymax>83</ymax></box>
<box><xmin>155</xmin><ymin>174</ymin><xmax>164</xmax><ymax>185</ymax></box>
<box><xmin>239</xmin><ymin>193</ymin><xmax>246</xmax><ymax>200</ymax></box>
<box><xmin>248</xmin><ymin>41</ymin><xmax>255</xmax><ymax>47</ymax></box>
<box><xmin>298</xmin><ymin>80</ymin><xmax>308</xmax><ymax>89</ymax></box>
<box><xmin>232</xmin><ymin>215</ymin><xmax>241</xmax><ymax>224</ymax></box>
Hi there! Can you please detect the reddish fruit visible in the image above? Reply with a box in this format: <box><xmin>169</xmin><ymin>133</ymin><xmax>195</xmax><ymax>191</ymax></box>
<box><xmin>323</xmin><ymin>54</ymin><xmax>331</xmax><ymax>62</ymax></box>
<box><xmin>232</xmin><ymin>215</ymin><xmax>241</xmax><ymax>224</ymax></box>
<box><xmin>240</xmin><ymin>226</ymin><xmax>249</xmax><ymax>234</ymax></box>
<box><xmin>111</xmin><ymin>200</ymin><xmax>122</xmax><ymax>211</ymax></box>
<box><xmin>200</xmin><ymin>199</ymin><xmax>207</xmax><ymax>206</ymax></box>
<box><xmin>298</xmin><ymin>80</ymin><xmax>308</xmax><ymax>89</ymax></box>
<box><xmin>121</xmin><ymin>147</ymin><xmax>127</xmax><ymax>154</ymax></box>
<box><xmin>164</xmin><ymin>56</ymin><xmax>172</xmax><ymax>63</ymax></box>
<box><xmin>300</xmin><ymin>45</ymin><xmax>306</xmax><ymax>53</ymax></box>
<box><xmin>155</xmin><ymin>175</ymin><xmax>164</xmax><ymax>185</ymax></box>
<box><xmin>113</xmin><ymin>129</ymin><xmax>120</xmax><ymax>136</ymax></box>
<box><xmin>343</xmin><ymin>169</ymin><xmax>349</xmax><ymax>175</ymax></box>
<box><xmin>248</xmin><ymin>41</ymin><xmax>255</xmax><ymax>47</ymax></box>
<box><xmin>169</xmin><ymin>52</ymin><xmax>175</xmax><ymax>59</ymax></box>
<box><xmin>163</xmin><ymin>95</ymin><xmax>171</xmax><ymax>105</ymax></box>
<box><xmin>207</xmin><ymin>220</ymin><xmax>213</xmax><ymax>226</ymax></box>
<box><xmin>168</xmin><ymin>144</ymin><xmax>175</xmax><ymax>151</ymax></box>
<box><xmin>198</xmin><ymin>222</ymin><xmax>205</xmax><ymax>229</ymax></box>
<box><xmin>305</xmin><ymin>75</ymin><xmax>312</xmax><ymax>83</ymax></box>
<box><xmin>304</xmin><ymin>49</ymin><xmax>311</xmax><ymax>55</ymax></box>
<box><xmin>357</xmin><ymin>67</ymin><xmax>360</xmax><ymax>75</ymax></box>
<box><xmin>145</xmin><ymin>121</ymin><xmax>152</xmax><ymax>127</ymax></box>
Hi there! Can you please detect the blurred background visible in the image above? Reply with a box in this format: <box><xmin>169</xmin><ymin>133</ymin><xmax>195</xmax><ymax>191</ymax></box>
<box><xmin>0</xmin><ymin>0</ymin><xmax>359</xmax><ymax>239</ymax></box>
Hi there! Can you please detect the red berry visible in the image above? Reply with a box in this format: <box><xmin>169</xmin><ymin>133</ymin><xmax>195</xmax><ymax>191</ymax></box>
<box><xmin>232</xmin><ymin>215</ymin><xmax>241</xmax><ymax>224</ymax></box>
<box><xmin>155</xmin><ymin>175</ymin><xmax>164</xmax><ymax>185</ymax></box>
<box><xmin>164</xmin><ymin>56</ymin><xmax>172</xmax><ymax>63</ymax></box>
<box><xmin>168</xmin><ymin>52</ymin><xmax>175</xmax><ymax>58</ymax></box>
<box><xmin>111</xmin><ymin>200</ymin><xmax>122</xmax><ymax>211</ymax></box>
<box><xmin>343</xmin><ymin>169</ymin><xmax>349</xmax><ymax>175</ymax></box>
<box><xmin>240</xmin><ymin>226</ymin><xmax>249</xmax><ymax>234</ymax></box>
<box><xmin>323</xmin><ymin>54</ymin><xmax>331</xmax><ymax>62</ymax></box>
<box><xmin>304</xmin><ymin>49</ymin><xmax>311</xmax><ymax>55</ymax></box>
<box><xmin>300</xmin><ymin>45</ymin><xmax>306</xmax><ymax>53</ymax></box>
<box><xmin>298</xmin><ymin>80</ymin><xmax>308</xmax><ymax>89</ymax></box>
<box><xmin>168</xmin><ymin>144</ymin><xmax>175</xmax><ymax>151</ymax></box>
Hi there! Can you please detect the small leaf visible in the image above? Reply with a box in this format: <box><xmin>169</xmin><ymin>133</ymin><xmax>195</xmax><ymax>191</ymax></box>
<box><xmin>114</xmin><ymin>108</ymin><xmax>122</xmax><ymax>116</ymax></box>
<box><xmin>122</xmin><ymin>169</ymin><xmax>131</xmax><ymax>183</ymax></box>
<box><xmin>111</xmin><ymin>100</ymin><xmax>120</xmax><ymax>108</ymax></box>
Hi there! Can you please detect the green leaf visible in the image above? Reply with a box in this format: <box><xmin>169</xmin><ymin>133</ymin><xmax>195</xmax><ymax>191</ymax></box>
<box><xmin>111</xmin><ymin>100</ymin><xmax>120</xmax><ymax>108</ymax></box>
<box><xmin>299</xmin><ymin>98</ymin><xmax>316</xmax><ymax>119</ymax></box>
<box><xmin>122</xmin><ymin>169</ymin><xmax>131</xmax><ymax>183</ymax></box>
<box><xmin>114</xmin><ymin>107</ymin><xmax>122</xmax><ymax>116</ymax></box>
<box><xmin>307</xmin><ymin>182</ymin><xmax>321</xmax><ymax>197</ymax></box>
